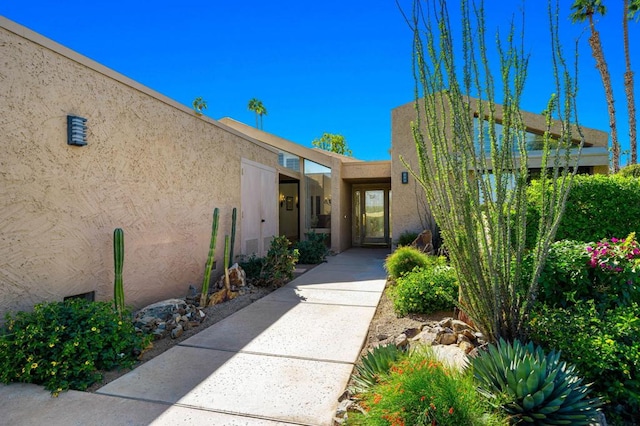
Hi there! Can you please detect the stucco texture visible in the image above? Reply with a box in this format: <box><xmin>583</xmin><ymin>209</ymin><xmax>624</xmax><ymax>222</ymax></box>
<box><xmin>0</xmin><ymin>22</ymin><xmax>277</xmax><ymax>317</ymax></box>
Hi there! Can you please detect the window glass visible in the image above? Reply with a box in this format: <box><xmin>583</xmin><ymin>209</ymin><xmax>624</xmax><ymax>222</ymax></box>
<box><xmin>304</xmin><ymin>160</ymin><xmax>331</xmax><ymax>229</ymax></box>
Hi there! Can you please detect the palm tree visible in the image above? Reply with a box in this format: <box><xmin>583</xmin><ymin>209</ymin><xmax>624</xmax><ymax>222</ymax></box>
<box><xmin>571</xmin><ymin>0</ymin><xmax>620</xmax><ymax>171</ymax></box>
<box><xmin>624</xmin><ymin>0</ymin><xmax>639</xmax><ymax>164</ymax></box>
<box><xmin>247</xmin><ymin>98</ymin><xmax>267</xmax><ymax>130</ymax></box>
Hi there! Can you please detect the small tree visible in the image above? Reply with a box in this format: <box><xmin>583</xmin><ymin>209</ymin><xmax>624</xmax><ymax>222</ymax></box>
<box><xmin>247</xmin><ymin>98</ymin><xmax>267</xmax><ymax>130</ymax></box>
<box><xmin>311</xmin><ymin>133</ymin><xmax>353</xmax><ymax>156</ymax></box>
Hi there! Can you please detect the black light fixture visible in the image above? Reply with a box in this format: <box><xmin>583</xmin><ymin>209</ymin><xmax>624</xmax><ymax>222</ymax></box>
<box><xmin>67</xmin><ymin>115</ymin><xmax>87</xmax><ymax>146</ymax></box>
<box><xmin>401</xmin><ymin>171</ymin><xmax>409</xmax><ymax>184</ymax></box>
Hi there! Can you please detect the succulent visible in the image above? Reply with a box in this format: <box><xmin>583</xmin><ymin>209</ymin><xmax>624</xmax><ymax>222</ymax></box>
<box><xmin>348</xmin><ymin>344</ymin><xmax>404</xmax><ymax>396</ymax></box>
<box><xmin>200</xmin><ymin>207</ymin><xmax>219</xmax><ymax>306</ymax></box>
<box><xmin>471</xmin><ymin>338</ymin><xmax>602</xmax><ymax>425</ymax></box>
<box><xmin>113</xmin><ymin>228</ymin><xmax>125</xmax><ymax>316</ymax></box>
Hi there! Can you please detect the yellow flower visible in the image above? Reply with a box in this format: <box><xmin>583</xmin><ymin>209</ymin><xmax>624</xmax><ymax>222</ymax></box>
<box><xmin>51</xmin><ymin>361</ymin><xmax>58</xmax><ymax>367</ymax></box>
<box><xmin>73</xmin><ymin>341</ymin><xmax>79</xmax><ymax>347</ymax></box>
<box><xmin>91</xmin><ymin>327</ymin><xmax>97</xmax><ymax>332</ymax></box>
<box><xmin>49</xmin><ymin>343</ymin><xmax>55</xmax><ymax>348</ymax></box>
<box><xmin>31</xmin><ymin>363</ymin><xmax>38</xmax><ymax>369</ymax></box>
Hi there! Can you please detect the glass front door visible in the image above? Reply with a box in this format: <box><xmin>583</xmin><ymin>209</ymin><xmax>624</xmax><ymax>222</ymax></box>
<box><xmin>352</xmin><ymin>186</ymin><xmax>391</xmax><ymax>246</ymax></box>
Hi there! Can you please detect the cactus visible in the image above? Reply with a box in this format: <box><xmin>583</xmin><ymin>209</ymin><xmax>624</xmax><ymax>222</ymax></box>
<box><xmin>472</xmin><ymin>338</ymin><xmax>602</xmax><ymax>425</ymax></box>
<box><xmin>223</xmin><ymin>235</ymin><xmax>231</xmax><ymax>290</ymax></box>
<box><xmin>200</xmin><ymin>208</ymin><xmax>219</xmax><ymax>306</ymax></box>
<box><xmin>113</xmin><ymin>228</ymin><xmax>125</xmax><ymax>316</ymax></box>
<box><xmin>229</xmin><ymin>207</ymin><xmax>237</xmax><ymax>269</ymax></box>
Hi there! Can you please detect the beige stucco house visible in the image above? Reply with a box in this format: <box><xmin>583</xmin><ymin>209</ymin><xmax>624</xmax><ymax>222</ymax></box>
<box><xmin>0</xmin><ymin>17</ymin><xmax>609</xmax><ymax>318</ymax></box>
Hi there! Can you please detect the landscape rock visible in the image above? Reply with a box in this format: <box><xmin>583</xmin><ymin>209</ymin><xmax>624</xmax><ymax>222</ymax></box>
<box><xmin>215</xmin><ymin>263</ymin><xmax>247</xmax><ymax>291</ymax></box>
<box><xmin>134</xmin><ymin>298</ymin><xmax>206</xmax><ymax>340</ymax></box>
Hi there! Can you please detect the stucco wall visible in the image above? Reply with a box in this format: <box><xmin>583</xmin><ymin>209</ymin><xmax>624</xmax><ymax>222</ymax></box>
<box><xmin>0</xmin><ymin>19</ymin><xmax>277</xmax><ymax>318</ymax></box>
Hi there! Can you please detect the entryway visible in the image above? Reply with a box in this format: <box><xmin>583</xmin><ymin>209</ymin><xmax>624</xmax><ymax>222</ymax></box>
<box><xmin>352</xmin><ymin>184</ymin><xmax>391</xmax><ymax>247</ymax></box>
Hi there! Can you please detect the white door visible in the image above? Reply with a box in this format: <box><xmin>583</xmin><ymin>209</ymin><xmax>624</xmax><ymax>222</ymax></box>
<box><xmin>241</xmin><ymin>158</ymin><xmax>277</xmax><ymax>256</ymax></box>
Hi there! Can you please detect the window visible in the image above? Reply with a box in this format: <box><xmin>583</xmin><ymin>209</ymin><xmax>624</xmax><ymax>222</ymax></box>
<box><xmin>304</xmin><ymin>160</ymin><xmax>331</xmax><ymax>229</ymax></box>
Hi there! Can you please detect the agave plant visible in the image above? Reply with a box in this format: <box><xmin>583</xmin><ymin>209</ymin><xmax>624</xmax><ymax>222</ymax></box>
<box><xmin>348</xmin><ymin>344</ymin><xmax>404</xmax><ymax>396</ymax></box>
<box><xmin>471</xmin><ymin>339</ymin><xmax>601</xmax><ymax>425</ymax></box>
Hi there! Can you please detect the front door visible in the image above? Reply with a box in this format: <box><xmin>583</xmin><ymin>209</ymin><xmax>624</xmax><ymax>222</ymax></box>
<box><xmin>352</xmin><ymin>185</ymin><xmax>391</xmax><ymax>246</ymax></box>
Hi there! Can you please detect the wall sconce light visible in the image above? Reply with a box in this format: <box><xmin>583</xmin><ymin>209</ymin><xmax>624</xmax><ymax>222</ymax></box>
<box><xmin>67</xmin><ymin>115</ymin><xmax>87</xmax><ymax>146</ymax></box>
<box><xmin>401</xmin><ymin>171</ymin><xmax>409</xmax><ymax>184</ymax></box>
<box><xmin>279</xmin><ymin>193</ymin><xmax>285</xmax><ymax>207</ymax></box>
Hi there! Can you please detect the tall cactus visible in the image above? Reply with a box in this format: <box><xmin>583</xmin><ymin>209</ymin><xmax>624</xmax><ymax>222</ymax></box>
<box><xmin>223</xmin><ymin>235</ymin><xmax>231</xmax><ymax>290</ymax></box>
<box><xmin>200</xmin><ymin>208</ymin><xmax>219</xmax><ymax>306</ymax></box>
<box><xmin>229</xmin><ymin>207</ymin><xmax>237</xmax><ymax>269</ymax></box>
<box><xmin>113</xmin><ymin>228</ymin><xmax>125</xmax><ymax>316</ymax></box>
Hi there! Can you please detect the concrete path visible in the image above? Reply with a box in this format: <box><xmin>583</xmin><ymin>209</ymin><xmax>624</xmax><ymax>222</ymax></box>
<box><xmin>0</xmin><ymin>248</ymin><xmax>389</xmax><ymax>425</ymax></box>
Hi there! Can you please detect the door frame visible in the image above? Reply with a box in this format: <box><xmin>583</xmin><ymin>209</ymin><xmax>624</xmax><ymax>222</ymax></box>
<box><xmin>352</xmin><ymin>183</ymin><xmax>391</xmax><ymax>247</ymax></box>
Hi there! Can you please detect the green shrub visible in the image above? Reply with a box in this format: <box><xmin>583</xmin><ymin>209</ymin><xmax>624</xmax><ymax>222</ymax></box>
<box><xmin>529</xmin><ymin>301</ymin><xmax>640</xmax><ymax>422</ymax></box>
<box><xmin>348</xmin><ymin>344</ymin><xmax>405</xmax><ymax>396</ymax></box>
<box><xmin>260</xmin><ymin>235</ymin><xmax>299</xmax><ymax>287</ymax></box>
<box><xmin>526</xmin><ymin>174</ymin><xmax>640</xmax><ymax>244</ymax></box>
<box><xmin>390</xmin><ymin>263</ymin><xmax>457</xmax><ymax>316</ymax></box>
<box><xmin>472</xmin><ymin>338</ymin><xmax>601</xmax><ymax>425</ymax></box>
<box><xmin>385</xmin><ymin>246</ymin><xmax>438</xmax><ymax>280</ymax></box>
<box><xmin>524</xmin><ymin>236</ymin><xmax>640</xmax><ymax>310</ymax></box>
<box><xmin>237</xmin><ymin>254</ymin><xmax>264</xmax><ymax>281</ymax></box>
<box><xmin>521</xmin><ymin>240</ymin><xmax>591</xmax><ymax>308</ymax></box>
<box><xmin>294</xmin><ymin>232</ymin><xmax>327</xmax><ymax>264</ymax></box>
<box><xmin>0</xmin><ymin>299</ymin><xmax>148</xmax><ymax>395</ymax></box>
<box><xmin>346</xmin><ymin>348</ymin><xmax>506</xmax><ymax>426</ymax></box>
<box><xmin>396</xmin><ymin>231</ymin><xmax>419</xmax><ymax>247</ymax></box>
<box><xmin>618</xmin><ymin>163</ymin><xmax>640</xmax><ymax>178</ymax></box>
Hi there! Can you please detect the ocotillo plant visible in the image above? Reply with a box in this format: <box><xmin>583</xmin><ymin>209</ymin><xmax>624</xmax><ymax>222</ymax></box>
<box><xmin>200</xmin><ymin>208</ymin><xmax>219</xmax><ymax>306</ymax></box>
<box><xmin>229</xmin><ymin>207</ymin><xmax>237</xmax><ymax>269</ymax></box>
<box><xmin>113</xmin><ymin>228</ymin><xmax>125</xmax><ymax>316</ymax></box>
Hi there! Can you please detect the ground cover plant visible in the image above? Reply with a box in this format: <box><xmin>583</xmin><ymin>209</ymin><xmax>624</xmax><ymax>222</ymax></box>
<box><xmin>346</xmin><ymin>347</ymin><xmax>507</xmax><ymax>425</ymax></box>
<box><xmin>0</xmin><ymin>298</ymin><xmax>148</xmax><ymax>395</ymax></box>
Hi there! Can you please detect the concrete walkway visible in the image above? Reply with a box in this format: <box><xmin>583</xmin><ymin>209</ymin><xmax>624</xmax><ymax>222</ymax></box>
<box><xmin>0</xmin><ymin>248</ymin><xmax>389</xmax><ymax>425</ymax></box>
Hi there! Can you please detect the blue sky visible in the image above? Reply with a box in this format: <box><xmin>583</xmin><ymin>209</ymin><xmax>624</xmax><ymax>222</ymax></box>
<box><xmin>1</xmin><ymin>1</ymin><xmax>638</xmax><ymax>163</ymax></box>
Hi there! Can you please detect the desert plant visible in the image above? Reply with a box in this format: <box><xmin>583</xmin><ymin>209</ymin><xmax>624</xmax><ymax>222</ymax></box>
<box><xmin>200</xmin><ymin>207</ymin><xmax>219</xmax><ymax>306</ymax></box>
<box><xmin>348</xmin><ymin>344</ymin><xmax>405</xmax><ymax>396</ymax></box>
<box><xmin>385</xmin><ymin>246</ymin><xmax>439</xmax><ymax>280</ymax></box>
<box><xmin>223</xmin><ymin>235</ymin><xmax>231</xmax><ymax>290</ymax></box>
<box><xmin>295</xmin><ymin>232</ymin><xmax>327</xmax><ymax>264</ymax></box>
<box><xmin>0</xmin><ymin>299</ymin><xmax>148</xmax><ymax>395</ymax></box>
<box><xmin>472</xmin><ymin>338</ymin><xmax>601</xmax><ymax>425</ymax></box>
<box><xmin>349</xmin><ymin>347</ymin><xmax>506</xmax><ymax>426</ymax></box>
<box><xmin>395</xmin><ymin>230</ymin><xmax>419</xmax><ymax>247</ymax></box>
<box><xmin>258</xmin><ymin>236</ymin><xmax>299</xmax><ymax>287</ymax></box>
<box><xmin>390</xmin><ymin>264</ymin><xmax>458</xmax><ymax>316</ymax></box>
<box><xmin>229</xmin><ymin>207</ymin><xmax>237</xmax><ymax>268</ymax></box>
<box><xmin>113</xmin><ymin>228</ymin><xmax>125</xmax><ymax>316</ymax></box>
<box><xmin>404</xmin><ymin>0</ymin><xmax>583</xmax><ymax>342</ymax></box>
<box><xmin>529</xmin><ymin>301</ymin><xmax>640</xmax><ymax>420</ymax></box>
